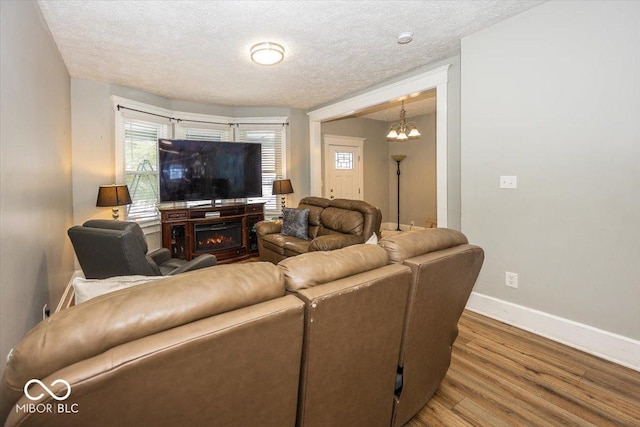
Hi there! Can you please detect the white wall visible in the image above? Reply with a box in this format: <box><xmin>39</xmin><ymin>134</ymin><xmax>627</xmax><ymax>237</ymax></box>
<box><xmin>0</xmin><ymin>1</ymin><xmax>74</xmax><ymax>375</ymax></box>
<box><xmin>461</xmin><ymin>1</ymin><xmax>640</xmax><ymax>340</ymax></box>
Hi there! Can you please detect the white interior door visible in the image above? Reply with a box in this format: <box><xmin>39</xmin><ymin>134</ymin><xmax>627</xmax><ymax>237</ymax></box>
<box><xmin>323</xmin><ymin>135</ymin><xmax>364</xmax><ymax>200</ymax></box>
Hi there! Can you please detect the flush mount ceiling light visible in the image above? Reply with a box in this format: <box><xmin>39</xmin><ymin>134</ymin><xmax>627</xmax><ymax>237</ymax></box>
<box><xmin>250</xmin><ymin>42</ymin><xmax>285</xmax><ymax>65</ymax></box>
<box><xmin>397</xmin><ymin>32</ymin><xmax>413</xmax><ymax>44</ymax></box>
<box><xmin>387</xmin><ymin>100</ymin><xmax>421</xmax><ymax>142</ymax></box>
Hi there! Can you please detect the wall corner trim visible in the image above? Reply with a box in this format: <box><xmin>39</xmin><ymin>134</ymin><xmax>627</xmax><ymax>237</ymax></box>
<box><xmin>466</xmin><ymin>292</ymin><xmax>640</xmax><ymax>372</ymax></box>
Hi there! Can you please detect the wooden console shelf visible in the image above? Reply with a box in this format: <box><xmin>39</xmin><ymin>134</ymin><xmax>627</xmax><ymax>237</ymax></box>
<box><xmin>160</xmin><ymin>203</ymin><xmax>264</xmax><ymax>264</ymax></box>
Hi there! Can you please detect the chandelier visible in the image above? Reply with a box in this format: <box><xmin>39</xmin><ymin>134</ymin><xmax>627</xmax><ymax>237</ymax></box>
<box><xmin>386</xmin><ymin>100</ymin><xmax>421</xmax><ymax>141</ymax></box>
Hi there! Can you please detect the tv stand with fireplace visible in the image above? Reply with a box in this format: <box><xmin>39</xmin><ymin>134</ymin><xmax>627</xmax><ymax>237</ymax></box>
<box><xmin>160</xmin><ymin>203</ymin><xmax>264</xmax><ymax>264</ymax></box>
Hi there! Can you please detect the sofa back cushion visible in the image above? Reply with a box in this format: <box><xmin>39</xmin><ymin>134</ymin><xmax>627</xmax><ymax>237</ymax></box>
<box><xmin>1</xmin><ymin>263</ymin><xmax>285</xmax><ymax>416</ymax></box>
<box><xmin>298</xmin><ymin>197</ymin><xmax>331</xmax><ymax>239</ymax></box>
<box><xmin>379</xmin><ymin>228</ymin><xmax>468</xmax><ymax>263</ymax></box>
<box><xmin>278</xmin><ymin>244</ymin><xmax>388</xmax><ymax>292</ymax></box>
<box><xmin>326</xmin><ymin>199</ymin><xmax>382</xmax><ymax>240</ymax></box>
<box><xmin>288</xmin><ymin>249</ymin><xmax>410</xmax><ymax>427</ymax></box>
<box><xmin>318</xmin><ymin>207</ymin><xmax>365</xmax><ymax>236</ymax></box>
<box><xmin>378</xmin><ymin>228</ymin><xmax>484</xmax><ymax>427</ymax></box>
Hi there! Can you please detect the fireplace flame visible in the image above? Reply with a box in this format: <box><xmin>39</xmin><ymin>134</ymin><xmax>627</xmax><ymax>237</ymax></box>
<box><xmin>197</xmin><ymin>234</ymin><xmax>236</xmax><ymax>251</ymax></box>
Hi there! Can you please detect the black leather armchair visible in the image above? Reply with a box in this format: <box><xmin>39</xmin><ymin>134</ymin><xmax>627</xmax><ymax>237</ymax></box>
<box><xmin>68</xmin><ymin>220</ymin><xmax>217</xmax><ymax>279</ymax></box>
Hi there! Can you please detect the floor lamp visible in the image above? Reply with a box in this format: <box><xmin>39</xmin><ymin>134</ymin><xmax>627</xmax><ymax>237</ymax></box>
<box><xmin>391</xmin><ymin>155</ymin><xmax>406</xmax><ymax>231</ymax></box>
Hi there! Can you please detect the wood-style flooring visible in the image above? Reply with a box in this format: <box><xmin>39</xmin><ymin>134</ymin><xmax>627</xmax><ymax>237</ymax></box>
<box><xmin>407</xmin><ymin>310</ymin><xmax>640</xmax><ymax>427</ymax></box>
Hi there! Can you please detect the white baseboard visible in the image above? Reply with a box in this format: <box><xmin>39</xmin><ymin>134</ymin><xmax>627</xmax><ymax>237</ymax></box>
<box><xmin>465</xmin><ymin>292</ymin><xmax>640</xmax><ymax>372</ymax></box>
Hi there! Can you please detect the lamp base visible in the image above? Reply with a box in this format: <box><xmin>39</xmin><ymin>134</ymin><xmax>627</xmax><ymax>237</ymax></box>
<box><xmin>111</xmin><ymin>207</ymin><xmax>120</xmax><ymax>220</ymax></box>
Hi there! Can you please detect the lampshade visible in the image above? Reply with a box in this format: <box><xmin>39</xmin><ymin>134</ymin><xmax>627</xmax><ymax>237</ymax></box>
<box><xmin>272</xmin><ymin>179</ymin><xmax>294</xmax><ymax>195</ymax></box>
<box><xmin>387</xmin><ymin>100</ymin><xmax>421</xmax><ymax>142</ymax></box>
<box><xmin>250</xmin><ymin>42</ymin><xmax>285</xmax><ymax>65</ymax></box>
<box><xmin>96</xmin><ymin>184</ymin><xmax>132</xmax><ymax>207</ymax></box>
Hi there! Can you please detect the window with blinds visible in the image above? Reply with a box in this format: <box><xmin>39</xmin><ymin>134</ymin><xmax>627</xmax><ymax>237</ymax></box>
<box><xmin>182</xmin><ymin>125</ymin><xmax>231</xmax><ymax>142</ymax></box>
<box><xmin>236</xmin><ymin>125</ymin><xmax>286</xmax><ymax>214</ymax></box>
<box><xmin>117</xmin><ymin>101</ymin><xmax>287</xmax><ymax>223</ymax></box>
<box><xmin>123</xmin><ymin>118</ymin><xmax>168</xmax><ymax>222</ymax></box>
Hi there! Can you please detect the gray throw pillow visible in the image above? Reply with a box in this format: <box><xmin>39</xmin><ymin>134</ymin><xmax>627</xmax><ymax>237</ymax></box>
<box><xmin>281</xmin><ymin>208</ymin><xmax>310</xmax><ymax>240</ymax></box>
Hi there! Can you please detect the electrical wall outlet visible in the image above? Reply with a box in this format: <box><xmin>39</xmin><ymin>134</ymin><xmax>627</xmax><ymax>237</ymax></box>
<box><xmin>500</xmin><ymin>176</ymin><xmax>518</xmax><ymax>189</ymax></box>
<box><xmin>505</xmin><ymin>272</ymin><xmax>518</xmax><ymax>288</ymax></box>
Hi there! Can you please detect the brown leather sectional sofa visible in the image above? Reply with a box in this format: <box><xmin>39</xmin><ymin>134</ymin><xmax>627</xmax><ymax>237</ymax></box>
<box><xmin>1</xmin><ymin>228</ymin><xmax>483</xmax><ymax>427</ymax></box>
<box><xmin>256</xmin><ymin>197</ymin><xmax>383</xmax><ymax>264</ymax></box>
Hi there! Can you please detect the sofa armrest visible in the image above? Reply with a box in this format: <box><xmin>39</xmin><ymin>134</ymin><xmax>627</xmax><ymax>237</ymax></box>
<box><xmin>309</xmin><ymin>234</ymin><xmax>363</xmax><ymax>251</ymax></box>
<box><xmin>255</xmin><ymin>220</ymin><xmax>282</xmax><ymax>236</ymax></box>
<box><xmin>148</xmin><ymin>247</ymin><xmax>172</xmax><ymax>265</ymax></box>
<box><xmin>169</xmin><ymin>254</ymin><xmax>218</xmax><ymax>275</ymax></box>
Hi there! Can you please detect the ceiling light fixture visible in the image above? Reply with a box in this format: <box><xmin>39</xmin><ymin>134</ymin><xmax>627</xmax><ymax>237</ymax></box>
<box><xmin>386</xmin><ymin>100</ymin><xmax>421</xmax><ymax>142</ymax></box>
<box><xmin>250</xmin><ymin>42</ymin><xmax>285</xmax><ymax>65</ymax></box>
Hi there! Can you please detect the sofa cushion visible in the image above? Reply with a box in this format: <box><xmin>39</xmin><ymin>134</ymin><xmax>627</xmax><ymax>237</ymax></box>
<box><xmin>319</xmin><ymin>207</ymin><xmax>364</xmax><ymax>236</ymax></box>
<box><xmin>281</xmin><ymin>208</ymin><xmax>310</xmax><ymax>240</ymax></box>
<box><xmin>261</xmin><ymin>233</ymin><xmax>289</xmax><ymax>255</ymax></box>
<box><xmin>278</xmin><ymin>244</ymin><xmax>389</xmax><ymax>292</ymax></box>
<box><xmin>284</xmin><ymin>239</ymin><xmax>312</xmax><ymax>256</ymax></box>
<box><xmin>298</xmin><ymin>197</ymin><xmax>331</xmax><ymax>239</ymax></box>
<box><xmin>378</xmin><ymin>229</ymin><xmax>469</xmax><ymax>263</ymax></box>
<box><xmin>308</xmin><ymin>234</ymin><xmax>363</xmax><ymax>251</ymax></box>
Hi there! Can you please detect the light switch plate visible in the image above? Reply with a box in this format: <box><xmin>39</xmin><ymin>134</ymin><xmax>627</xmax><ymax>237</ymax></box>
<box><xmin>500</xmin><ymin>176</ymin><xmax>517</xmax><ymax>189</ymax></box>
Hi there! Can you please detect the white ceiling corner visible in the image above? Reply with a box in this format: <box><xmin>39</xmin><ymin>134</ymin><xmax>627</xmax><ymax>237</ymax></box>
<box><xmin>36</xmin><ymin>0</ymin><xmax>544</xmax><ymax>111</ymax></box>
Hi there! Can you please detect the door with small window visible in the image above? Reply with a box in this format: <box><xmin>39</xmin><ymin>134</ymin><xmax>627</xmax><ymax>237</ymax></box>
<box><xmin>323</xmin><ymin>135</ymin><xmax>364</xmax><ymax>200</ymax></box>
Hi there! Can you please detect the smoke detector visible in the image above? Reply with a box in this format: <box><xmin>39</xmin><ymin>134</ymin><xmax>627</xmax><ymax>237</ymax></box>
<box><xmin>397</xmin><ymin>32</ymin><xmax>413</xmax><ymax>44</ymax></box>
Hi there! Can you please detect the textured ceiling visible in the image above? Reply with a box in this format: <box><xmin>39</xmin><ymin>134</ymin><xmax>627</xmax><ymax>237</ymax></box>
<box><xmin>37</xmin><ymin>0</ymin><xmax>543</xmax><ymax>110</ymax></box>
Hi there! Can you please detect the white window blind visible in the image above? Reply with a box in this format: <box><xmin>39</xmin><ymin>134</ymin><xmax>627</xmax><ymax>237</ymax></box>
<box><xmin>123</xmin><ymin>118</ymin><xmax>168</xmax><ymax>222</ymax></box>
<box><xmin>182</xmin><ymin>124</ymin><xmax>232</xmax><ymax>142</ymax></box>
<box><xmin>236</xmin><ymin>125</ymin><xmax>286</xmax><ymax>214</ymax></box>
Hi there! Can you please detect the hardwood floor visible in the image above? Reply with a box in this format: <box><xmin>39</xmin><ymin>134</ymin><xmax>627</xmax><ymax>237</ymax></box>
<box><xmin>407</xmin><ymin>310</ymin><xmax>640</xmax><ymax>427</ymax></box>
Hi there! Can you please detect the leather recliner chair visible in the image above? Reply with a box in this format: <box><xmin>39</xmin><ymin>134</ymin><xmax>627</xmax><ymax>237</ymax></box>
<box><xmin>278</xmin><ymin>244</ymin><xmax>411</xmax><ymax>427</ymax></box>
<box><xmin>68</xmin><ymin>219</ymin><xmax>217</xmax><ymax>279</ymax></box>
<box><xmin>379</xmin><ymin>229</ymin><xmax>485</xmax><ymax>427</ymax></box>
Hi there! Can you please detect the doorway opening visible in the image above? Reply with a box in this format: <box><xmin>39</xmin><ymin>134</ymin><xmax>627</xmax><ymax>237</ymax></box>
<box><xmin>308</xmin><ymin>65</ymin><xmax>450</xmax><ymax>227</ymax></box>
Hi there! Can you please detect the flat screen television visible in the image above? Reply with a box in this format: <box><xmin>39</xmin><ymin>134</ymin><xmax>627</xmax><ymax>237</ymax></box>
<box><xmin>159</xmin><ymin>139</ymin><xmax>262</xmax><ymax>202</ymax></box>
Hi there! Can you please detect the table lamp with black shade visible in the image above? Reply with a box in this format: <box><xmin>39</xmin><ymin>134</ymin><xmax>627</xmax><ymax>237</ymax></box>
<box><xmin>272</xmin><ymin>179</ymin><xmax>294</xmax><ymax>217</ymax></box>
<box><xmin>96</xmin><ymin>184</ymin><xmax>133</xmax><ymax>220</ymax></box>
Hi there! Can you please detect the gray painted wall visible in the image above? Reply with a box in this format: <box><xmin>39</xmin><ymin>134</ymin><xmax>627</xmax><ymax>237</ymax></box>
<box><xmin>71</xmin><ymin>79</ymin><xmax>175</xmax><ymax>225</ymax></box>
<box><xmin>0</xmin><ymin>1</ymin><xmax>74</xmax><ymax>375</ymax></box>
<box><xmin>461</xmin><ymin>1</ymin><xmax>640</xmax><ymax>339</ymax></box>
<box><xmin>70</xmin><ymin>79</ymin><xmax>308</xmax><ymax>228</ymax></box>
<box><xmin>388</xmin><ymin>113</ymin><xmax>437</xmax><ymax>228</ymax></box>
<box><xmin>287</xmin><ymin>108</ymin><xmax>310</xmax><ymax>207</ymax></box>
